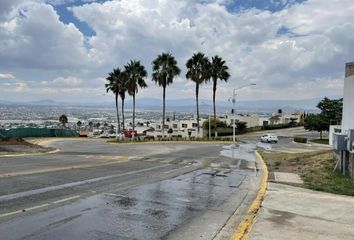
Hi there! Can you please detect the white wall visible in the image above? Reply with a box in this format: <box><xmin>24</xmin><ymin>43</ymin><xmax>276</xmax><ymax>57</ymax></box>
<box><xmin>342</xmin><ymin>75</ymin><xmax>354</xmax><ymax>133</ymax></box>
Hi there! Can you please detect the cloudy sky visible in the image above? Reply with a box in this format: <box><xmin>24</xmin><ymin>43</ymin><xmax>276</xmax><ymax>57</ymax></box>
<box><xmin>0</xmin><ymin>0</ymin><xmax>352</xmax><ymax>104</ymax></box>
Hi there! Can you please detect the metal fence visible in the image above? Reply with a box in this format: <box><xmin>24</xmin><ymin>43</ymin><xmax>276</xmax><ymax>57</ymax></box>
<box><xmin>0</xmin><ymin>128</ymin><xmax>78</xmax><ymax>138</ymax></box>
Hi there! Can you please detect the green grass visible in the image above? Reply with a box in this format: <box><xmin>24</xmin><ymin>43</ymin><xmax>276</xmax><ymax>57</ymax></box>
<box><xmin>310</xmin><ymin>138</ymin><xmax>329</xmax><ymax>145</ymax></box>
<box><xmin>201</xmin><ymin>161</ymin><xmax>211</xmax><ymax>168</ymax></box>
<box><xmin>260</xmin><ymin>150</ymin><xmax>354</xmax><ymax>196</ymax></box>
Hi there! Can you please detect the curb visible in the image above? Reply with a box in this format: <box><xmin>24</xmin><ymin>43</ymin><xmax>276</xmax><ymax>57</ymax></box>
<box><xmin>230</xmin><ymin>151</ymin><xmax>268</xmax><ymax>240</ymax></box>
<box><xmin>107</xmin><ymin>140</ymin><xmax>235</xmax><ymax>145</ymax></box>
<box><xmin>0</xmin><ymin>149</ymin><xmax>60</xmax><ymax>158</ymax></box>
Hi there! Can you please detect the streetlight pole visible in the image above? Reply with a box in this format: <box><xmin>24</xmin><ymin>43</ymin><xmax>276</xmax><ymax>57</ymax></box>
<box><xmin>230</xmin><ymin>83</ymin><xmax>256</xmax><ymax>146</ymax></box>
<box><xmin>209</xmin><ymin>109</ymin><xmax>211</xmax><ymax>139</ymax></box>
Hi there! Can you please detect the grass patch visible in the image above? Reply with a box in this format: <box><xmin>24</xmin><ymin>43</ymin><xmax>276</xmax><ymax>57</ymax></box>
<box><xmin>260</xmin><ymin>150</ymin><xmax>354</xmax><ymax>196</ymax></box>
<box><xmin>201</xmin><ymin>161</ymin><xmax>211</xmax><ymax>168</ymax></box>
<box><xmin>220</xmin><ymin>163</ymin><xmax>230</xmax><ymax>169</ymax></box>
<box><xmin>310</xmin><ymin>138</ymin><xmax>329</xmax><ymax>145</ymax></box>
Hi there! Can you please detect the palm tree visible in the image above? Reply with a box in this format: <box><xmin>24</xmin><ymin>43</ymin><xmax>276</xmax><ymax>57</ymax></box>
<box><xmin>88</xmin><ymin>121</ymin><xmax>93</xmax><ymax>131</ymax></box>
<box><xmin>59</xmin><ymin>114</ymin><xmax>68</xmax><ymax>129</ymax></box>
<box><xmin>76</xmin><ymin>121</ymin><xmax>82</xmax><ymax>131</ymax></box>
<box><xmin>152</xmin><ymin>53</ymin><xmax>181</xmax><ymax>138</ymax></box>
<box><xmin>210</xmin><ymin>56</ymin><xmax>230</xmax><ymax>136</ymax></box>
<box><xmin>105</xmin><ymin>68</ymin><xmax>124</xmax><ymax>134</ymax></box>
<box><xmin>118</xmin><ymin>71</ymin><xmax>128</xmax><ymax>130</ymax></box>
<box><xmin>124</xmin><ymin>60</ymin><xmax>148</xmax><ymax>134</ymax></box>
<box><xmin>186</xmin><ymin>52</ymin><xmax>211</xmax><ymax>135</ymax></box>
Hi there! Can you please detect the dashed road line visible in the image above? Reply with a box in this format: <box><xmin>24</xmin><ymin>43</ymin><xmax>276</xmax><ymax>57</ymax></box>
<box><xmin>163</xmin><ymin>165</ymin><xmax>191</xmax><ymax>174</ymax></box>
<box><xmin>0</xmin><ymin>156</ymin><xmax>131</xmax><ymax>178</ymax></box>
<box><xmin>0</xmin><ymin>196</ymin><xmax>81</xmax><ymax>219</ymax></box>
<box><xmin>0</xmin><ymin>164</ymin><xmax>170</xmax><ymax>202</ymax></box>
<box><xmin>25</xmin><ymin>204</ymin><xmax>50</xmax><ymax>211</ymax></box>
<box><xmin>53</xmin><ymin>195</ymin><xmax>80</xmax><ymax>204</ymax></box>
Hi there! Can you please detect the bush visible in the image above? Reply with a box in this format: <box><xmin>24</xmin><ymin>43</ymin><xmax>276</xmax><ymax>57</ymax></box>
<box><xmin>262</xmin><ymin>123</ymin><xmax>296</xmax><ymax>130</ymax></box>
<box><xmin>294</xmin><ymin>137</ymin><xmax>308</xmax><ymax>143</ymax></box>
<box><xmin>144</xmin><ymin>136</ymin><xmax>155</xmax><ymax>141</ymax></box>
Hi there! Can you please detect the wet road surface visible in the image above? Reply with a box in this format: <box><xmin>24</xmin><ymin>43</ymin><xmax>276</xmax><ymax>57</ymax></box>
<box><xmin>0</xmin><ymin>140</ymin><xmax>261</xmax><ymax>240</ymax></box>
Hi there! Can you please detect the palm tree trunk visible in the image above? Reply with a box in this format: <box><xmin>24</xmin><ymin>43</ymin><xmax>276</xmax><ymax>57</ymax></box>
<box><xmin>196</xmin><ymin>83</ymin><xmax>200</xmax><ymax>136</ymax></box>
<box><xmin>121</xmin><ymin>97</ymin><xmax>125</xmax><ymax>130</ymax></box>
<box><xmin>162</xmin><ymin>86</ymin><xmax>166</xmax><ymax>139</ymax></box>
<box><xmin>132</xmin><ymin>93</ymin><xmax>136</xmax><ymax>133</ymax></box>
<box><xmin>115</xmin><ymin>93</ymin><xmax>121</xmax><ymax>134</ymax></box>
<box><xmin>213</xmin><ymin>79</ymin><xmax>217</xmax><ymax>138</ymax></box>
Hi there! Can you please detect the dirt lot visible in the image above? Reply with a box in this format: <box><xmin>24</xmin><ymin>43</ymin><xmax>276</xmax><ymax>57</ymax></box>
<box><xmin>0</xmin><ymin>137</ymin><xmax>55</xmax><ymax>154</ymax></box>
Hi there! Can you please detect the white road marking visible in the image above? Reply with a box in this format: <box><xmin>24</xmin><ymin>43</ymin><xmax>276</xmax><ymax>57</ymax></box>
<box><xmin>0</xmin><ymin>164</ymin><xmax>170</xmax><ymax>202</ymax></box>
<box><xmin>0</xmin><ymin>196</ymin><xmax>82</xmax><ymax>219</ymax></box>
<box><xmin>0</xmin><ymin>210</ymin><xmax>22</xmax><ymax>218</ymax></box>
<box><xmin>103</xmin><ymin>193</ymin><xmax>125</xmax><ymax>197</ymax></box>
<box><xmin>25</xmin><ymin>204</ymin><xmax>49</xmax><ymax>211</ymax></box>
<box><xmin>164</xmin><ymin>165</ymin><xmax>191</xmax><ymax>174</ymax></box>
<box><xmin>53</xmin><ymin>195</ymin><xmax>80</xmax><ymax>204</ymax></box>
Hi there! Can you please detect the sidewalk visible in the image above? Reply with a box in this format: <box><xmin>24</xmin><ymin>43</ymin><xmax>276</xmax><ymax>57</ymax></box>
<box><xmin>250</xmin><ymin>183</ymin><xmax>354</xmax><ymax>240</ymax></box>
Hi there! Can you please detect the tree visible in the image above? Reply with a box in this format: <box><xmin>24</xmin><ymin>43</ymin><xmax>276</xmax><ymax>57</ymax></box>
<box><xmin>59</xmin><ymin>115</ymin><xmax>68</xmax><ymax>129</ymax></box>
<box><xmin>317</xmin><ymin>97</ymin><xmax>343</xmax><ymax>126</ymax></box>
<box><xmin>119</xmin><ymin>71</ymin><xmax>128</xmax><ymax>130</ymax></box>
<box><xmin>152</xmin><ymin>53</ymin><xmax>181</xmax><ymax>138</ymax></box>
<box><xmin>88</xmin><ymin>121</ymin><xmax>93</xmax><ymax>131</ymax></box>
<box><xmin>95</xmin><ymin>122</ymin><xmax>101</xmax><ymax>131</ymax></box>
<box><xmin>202</xmin><ymin>118</ymin><xmax>227</xmax><ymax>129</ymax></box>
<box><xmin>304</xmin><ymin>114</ymin><xmax>328</xmax><ymax>139</ymax></box>
<box><xmin>210</xmin><ymin>56</ymin><xmax>230</xmax><ymax>136</ymax></box>
<box><xmin>105</xmin><ymin>68</ymin><xmax>124</xmax><ymax>134</ymax></box>
<box><xmin>125</xmin><ymin>60</ymin><xmax>148</xmax><ymax>134</ymax></box>
<box><xmin>76</xmin><ymin>121</ymin><xmax>82</xmax><ymax>130</ymax></box>
<box><xmin>236</xmin><ymin>121</ymin><xmax>247</xmax><ymax>133</ymax></box>
<box><xmin>186</xmin><ymin>52</ymin><xmax>211</xmax><ymax>136</ymax></box>
<box><xmin>103</xmin><ymin>122</ymin><xmax>108</xmax><ymax>132</ymax></box>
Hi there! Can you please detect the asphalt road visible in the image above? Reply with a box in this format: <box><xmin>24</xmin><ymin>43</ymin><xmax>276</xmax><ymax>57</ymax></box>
<box><xmin>0</xmin><ymin>127</ymin><xmax>326</xmax><ymax>240</ymax></box>
<box><xmin>0</xmin><ymin>139</ymin><xmax>261</xmax><ymax>240</ymax></box>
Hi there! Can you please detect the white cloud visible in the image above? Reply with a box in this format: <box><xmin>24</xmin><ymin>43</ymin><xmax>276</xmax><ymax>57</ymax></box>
<box><xmin>0</xmin><ymin>73</ymin><xmax>15</xmax><ymax>79</ymax></box>
<box><xmin>0</xmin><ymin>1</ymin><xmax>91</xmax><ymax>70</ymax></box>
<box><xmin>0</xmin><ymin>0</ymin><xmax>353</xmax><ymax>102</ymax></box>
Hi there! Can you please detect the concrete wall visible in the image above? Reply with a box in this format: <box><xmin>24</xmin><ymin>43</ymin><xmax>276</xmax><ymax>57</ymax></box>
<box><xmin>329</xmin><ymin>125</ymin><xmax>341</xmax><ymax>146</ymax></box>
<box><xmin>342</xmin><ymin>63</ymin><xmax>354</xmax><ymax>133</ymax></box>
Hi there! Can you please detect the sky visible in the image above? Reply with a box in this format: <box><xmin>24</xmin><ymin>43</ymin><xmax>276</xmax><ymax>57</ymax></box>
<box><xmin>0</xmin><ymin>0</ymin><xmax>353</xmax><ymax>104</ymax></box>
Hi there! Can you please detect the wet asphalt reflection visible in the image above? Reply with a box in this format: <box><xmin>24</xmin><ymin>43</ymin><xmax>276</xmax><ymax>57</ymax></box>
<box><xmin>0</xmin><ymin>168</ymin><xmax>252</xmax><ymax>240</ymax></box>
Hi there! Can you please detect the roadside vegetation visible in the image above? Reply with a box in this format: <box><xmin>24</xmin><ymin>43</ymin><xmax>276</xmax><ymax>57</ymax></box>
<box><xmin>310</xmin><ymin>138</ymin><xmax>329</xmax><ymax>145</ymax></box>
<box><xmin>260</xmin><ymin>150</ymin><xmax>354</xmax><ymax>196</ymax></box>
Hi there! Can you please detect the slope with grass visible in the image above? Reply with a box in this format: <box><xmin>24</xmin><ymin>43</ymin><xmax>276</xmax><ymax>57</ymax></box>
<box><xmin>260</xmin><ymin>150</ymin><xmax>354</xmax><ymax>196</ymax></box>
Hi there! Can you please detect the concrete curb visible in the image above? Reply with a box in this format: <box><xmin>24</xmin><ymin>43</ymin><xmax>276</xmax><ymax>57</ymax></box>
<box><xmin>107</xmin><ymin>140</ymin><xmax>235</xmax><ymax>145</ymax></box>
<box><xmin>230</xmin><ymin>151</ymin><xmax>268</xmax><ymax>240</ymax></box>
<box><xmin>0</xmin><ymin>149</ymin><xmax>60</xmax><ymax>158</ymax></box>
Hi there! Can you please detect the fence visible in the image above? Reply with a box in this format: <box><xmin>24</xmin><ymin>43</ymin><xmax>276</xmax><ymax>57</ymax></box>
<box><xmin>0</xmin><ymin>128</ymin><xmax>78</xmax><ymax>138</ymax></box>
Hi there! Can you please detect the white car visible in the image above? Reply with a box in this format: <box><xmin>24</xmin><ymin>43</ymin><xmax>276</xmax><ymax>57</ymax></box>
<box><xmin>260</xmin><ymin>134</ymin><xmax>278</xmax><ymax>143</ymax></box>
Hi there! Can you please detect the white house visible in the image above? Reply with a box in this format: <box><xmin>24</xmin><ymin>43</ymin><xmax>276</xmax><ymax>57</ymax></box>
<box><xmin>147</xmin><ymin>117</ymin><xmax>205</xmax><ymax>138</ymax></box>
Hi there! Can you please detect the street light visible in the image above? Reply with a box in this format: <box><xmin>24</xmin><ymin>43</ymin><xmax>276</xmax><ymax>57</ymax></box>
<box><xmin>229</xmin><ymin>83</ymin><xmax>256</xmax><ymax>145</ymax></box>
<box><xmin>201</xmin><ymin>101</ymin><xmax>212</xmax><ymax>139</ymax></box>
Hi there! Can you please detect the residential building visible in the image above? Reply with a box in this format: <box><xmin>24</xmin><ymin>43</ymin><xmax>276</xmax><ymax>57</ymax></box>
<box><xmin>147</xmin><ymin>117</ymin><xmax>205</xmax><ymax>138</ymax></box>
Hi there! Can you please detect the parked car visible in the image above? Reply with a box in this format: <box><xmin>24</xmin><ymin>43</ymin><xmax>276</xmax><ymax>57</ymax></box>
<box><xmin>123</xmin><ymin>130</ymin><xmax>138</xmax><ymax>138</ymax></box>
<box><xmin>260</xmin><ymin>134</ymin><xmax>278</xmax><ymax>143</ymax></box>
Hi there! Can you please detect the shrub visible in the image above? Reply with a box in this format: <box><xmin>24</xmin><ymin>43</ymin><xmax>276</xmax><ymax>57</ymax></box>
<box><xmin>294</xmin><ymin>137</ymin><xmax>308</xmax><ymax>143</ymax></box>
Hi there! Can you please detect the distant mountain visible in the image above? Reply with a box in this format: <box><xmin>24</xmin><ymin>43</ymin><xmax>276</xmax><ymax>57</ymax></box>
<box><xmin>0</xmin><ymin>95</ymin><xmax>342</xmax><ymax>114</ymax></box>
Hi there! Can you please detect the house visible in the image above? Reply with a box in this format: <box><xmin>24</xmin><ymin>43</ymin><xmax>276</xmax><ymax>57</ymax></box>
<box><xmin>147</xmin><ymin>116</ymin><xmax>205</xmax><ymax>138</ymax></box>
<box><xmin>332</xmin><ymin>62</ymin><xmax>354</xmax><ymax>179</ymax></box>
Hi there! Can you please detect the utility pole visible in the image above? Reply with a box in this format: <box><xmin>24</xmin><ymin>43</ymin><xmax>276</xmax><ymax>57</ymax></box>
<box><xmin>230</xmin><ymin>83</ymin><xmax>256</xmax><ymax>146</ymax></box>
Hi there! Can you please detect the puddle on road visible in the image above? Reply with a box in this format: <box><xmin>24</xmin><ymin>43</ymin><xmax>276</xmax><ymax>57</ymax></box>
<box><xmin>0</xmin><ymin>169</ymin><xmax>253</xmax><ymax>240</ymax></box>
